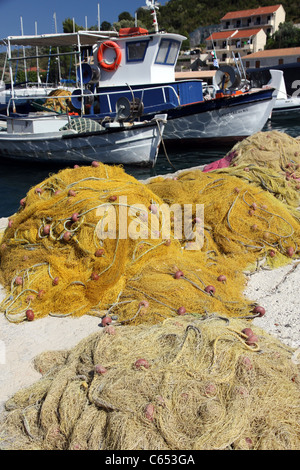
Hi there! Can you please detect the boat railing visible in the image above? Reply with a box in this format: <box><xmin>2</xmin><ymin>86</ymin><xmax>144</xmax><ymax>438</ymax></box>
<box><xmin>6</xmin><ymin>83</ymin><xmax>181</xmax><ymax>116</ymax></box>
<box><xmin>94</xmin><ymin>84</ymin><xmax>181</xmax><ymax>114</ymax></box>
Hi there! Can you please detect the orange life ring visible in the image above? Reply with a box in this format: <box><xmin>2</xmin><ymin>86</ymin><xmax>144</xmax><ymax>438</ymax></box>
<box><xmin>97</xmin><ymin>41</ymin><xmax>122</xmax><ymax>71</ymax></box>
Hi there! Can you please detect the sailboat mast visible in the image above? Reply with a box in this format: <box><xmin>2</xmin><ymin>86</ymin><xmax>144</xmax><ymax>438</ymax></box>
<box><xmin>20</xmin><ymin>16</ymin><xmax>28</xmax><ymax>84</ymax></box>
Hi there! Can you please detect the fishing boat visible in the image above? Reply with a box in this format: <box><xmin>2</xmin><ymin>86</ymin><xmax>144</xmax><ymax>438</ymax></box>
<box><xmin>62</xmin><ymin>0</ymin><xmax>280</xmax><ymax>146</ymax></box>
<box><xmin>0</xmin><ymin>109</ymin><xmax>167</xmax><ymax>166</ymax></box>
<box><xmin>0</xmin><ymin>0</ymin><xmax>281</xmax><ymax>152</ymax></box>
<box><xmin>0</xmin><ymin>28</ymin><xmax>167</xmax><ymax>166</ymax></box>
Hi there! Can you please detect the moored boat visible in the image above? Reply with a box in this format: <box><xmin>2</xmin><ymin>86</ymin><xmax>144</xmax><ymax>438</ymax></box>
<box><xmin>247</xmin><ymin>62</ymin><xmax>300</xmax><ymax>119</ymax></box>
<box><xmin>0</xmin><ymin>111</ymin><xmax>167</xmax><ymax>166</ymax></box>
<box><xmin>0</xmin><ymin>0</ymin><xmax>281</xmax><ymax>154</ymax></box>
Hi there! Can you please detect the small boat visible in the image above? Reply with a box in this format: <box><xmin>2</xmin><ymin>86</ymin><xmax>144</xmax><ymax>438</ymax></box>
<box><xmin>0</xmin><ymin>27</ymin><xmax>167</xmax><ymax>166</ymax></box>
<box><xmin>269</xmin><ymin>73</ymin><xmax>300</xmax><ymax>118</ymax></box>
<box><xmin>0</xmin><ymin>80</ymin><xmax>74</xmax><ymax>115</ymax></box>
<box><xmin>246</xmin><ymin>62</ymin><xmax>300</xmax><ymax>119</ymax></box>
<box><xmin>0</xmin><ymin>110</ymin><xmax>167</xmax><ymax>166</ymax></box>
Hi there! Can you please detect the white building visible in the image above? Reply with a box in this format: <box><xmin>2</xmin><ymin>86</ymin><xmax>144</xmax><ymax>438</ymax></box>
<box><xmin>241</xmin><ymin>47</ymin><xmax>300</xmax><ymax>68</ymax></box>
<box><xmin>220</xmin><ymin>5</ymin><xmax>286</xmax><ymax>37</ymax></box>
<box><xmin>205</xmin><ymin>28</ymin><xmax>266</xmax><ymax>66</ymax></box>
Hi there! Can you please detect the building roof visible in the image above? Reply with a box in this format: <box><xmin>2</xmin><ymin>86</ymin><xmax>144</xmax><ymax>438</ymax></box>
<box><xmin>206</xmin><ymin>28</ymin><xmax>263</xmax><ymax>41</ymax></box>
<box><xmin>206</xmin><ymin>30</ymin><xmax>237</xmax><ymax>41</ymax></box>
<box><xmin>241</xmin><ymin>47</ymin><xmax>300</xmax><ymax>58</ymax></box>
<box><xmin>28</xmin><ymin>67</ymin><xmax>46</xmax><ymax>72</ymax></box>
<box><xmin>232</xmin><ymin>28</ymin><xmax>264</xmax><ymax>39</ymax></box>
<box><xmin>221</xmin><ymin>5</ymin><xmax>282</xmax><ymax>21</ymax></box>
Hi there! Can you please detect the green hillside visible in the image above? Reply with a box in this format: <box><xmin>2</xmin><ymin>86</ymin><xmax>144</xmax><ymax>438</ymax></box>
<box><xmin>137</xmin><ymin>0</ymin><xmax>300</xmax><ymax>37</ymax></box>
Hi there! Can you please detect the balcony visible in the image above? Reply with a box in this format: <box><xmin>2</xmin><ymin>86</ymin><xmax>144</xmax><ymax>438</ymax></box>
<box><xmin>221</xmin><ymin>17</ymin><xmax>273</xmax><ymax>31</ymax></box>
<box><xmin>207</xmin><ymin>43</ymin><xmax>253</xmax><ymax>53</ymax></box>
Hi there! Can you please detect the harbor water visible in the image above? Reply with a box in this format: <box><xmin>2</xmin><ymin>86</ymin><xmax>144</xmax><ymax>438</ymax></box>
<box><xmin>0</xmin><ymin>116</ymin><xmax>299</xmax><ymax>218</ymax></box>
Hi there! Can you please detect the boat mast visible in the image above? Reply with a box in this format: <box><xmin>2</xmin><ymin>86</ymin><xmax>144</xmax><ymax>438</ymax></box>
<box><xmin>77</xmin><ymin>32</ymin><xmax>85</xmax><ymax>115</ymax></box>
<box><xmin>7</xmin><ymin>38</ymin><xmax>16</xmax><ymax>113</ymax></box>
<box><xmin>53</xmin><ymin>12</ymin><xmax>62</xmax><ymax>84</ymax></box>
<box><xmin>146</xmin><ymin>0</ymin><xmax>159</xmax><ymax>33</ymax></box>
<box><xmin>98</xmin><ymin>4</ymin><xmax>101</xmax><ymax>31</ymax></box>
<box><xmin>20</xmin><ymin>16</ymin><xmax>28</xmax><ymax>84</ymax></box>
<box><xmin>35</xmin><ymin>21</ymin><xmax>40</xmax><ymax>86</ymax></box>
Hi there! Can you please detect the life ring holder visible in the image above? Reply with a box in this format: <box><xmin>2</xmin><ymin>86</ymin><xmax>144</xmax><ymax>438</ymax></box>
<box><xmin>97</xmin><ymin>41</ymin><xmax>122</xmax><ymax>72</ymax></box>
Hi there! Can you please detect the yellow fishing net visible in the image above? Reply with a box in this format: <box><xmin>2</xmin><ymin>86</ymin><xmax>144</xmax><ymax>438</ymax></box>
<box><xmin>223</xmin><ymin>130</ymin><xmax>300</xmax><ymax>212</ymax></box>
<box><xmin>0</xmin><ymin>162</ymin><xmax>255</xmax><ymax>324</ymax></box>
<box><xmin>43</xmin><ymin>89</ymin><xmax>73</xmax><ymax>114</ymax></box>
<box><xmin>0</xmin><ymin>137</ymin><xmax>299</xmax><ymax>325</ymax></box>
<box><xmin>0</xmin><ymin>130</ymin><xmax>300</xmax><ymax>450</ymax></box>
<box><xmin>227</xmin><ymin>130</ymin><xmax>300</xmax><ymax>175</ymax></box>
<box><xmin>1</xmin><ymin>316</ymin><xmax>299</xmax><ymax>450</ymax></box>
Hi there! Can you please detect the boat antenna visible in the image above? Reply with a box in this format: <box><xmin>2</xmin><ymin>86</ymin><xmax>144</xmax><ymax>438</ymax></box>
<box><xmin>146</xmin><ymin>0</ymin><xmax>159</xmax><ymax>33</ymax></box>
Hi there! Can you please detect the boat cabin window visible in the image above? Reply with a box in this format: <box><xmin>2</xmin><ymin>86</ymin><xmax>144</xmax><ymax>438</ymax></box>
<box><xmin>155</xmin><ymin>39</ymin><xmax>180</xmax><ymax>65</ymax></box>
<box><xmin>126</xmin><ymin>40</ymin><xmax>149</xmax><ymax>62</ymax></box>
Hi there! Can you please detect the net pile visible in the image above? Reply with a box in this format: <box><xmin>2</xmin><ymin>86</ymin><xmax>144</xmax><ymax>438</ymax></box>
<box><xmin>0</xmin><ymin>164</ymin><xmax>264</xmax><ymax>325</ymax></box>
<box><xmin>147</xmin><ymin>168</ymin><xmax>300</xmax><ymax>271</ymax></box>
<box><xmin>227</xmin><ymin>130</ymin><xmax>300</xmax><ymax>176</ymax></box>
<box><xmin>1</xmin><ymin>316</ymin><xmax>299</xmax><ymax>450</ymax></box>
<box><xmin>220</xmin><ymin>131</ymin><xmax>300</xmax><ymax>213</ymax></box>
<box><xmin>43</xmin><ymin>89</ymin><xmax>73</xmax><ymax>114</ymax></box>
<box><xmin>0</xmin><ymin>130</ymin><xmax>300</xmax><ymax>450</ymax></box>
<box><xmin>0</xmin><ymin>139</ymin><xmax>300</xmax><ymax>325</ymax></box>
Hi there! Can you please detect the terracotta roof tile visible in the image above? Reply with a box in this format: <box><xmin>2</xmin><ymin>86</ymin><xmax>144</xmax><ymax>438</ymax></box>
<box><xmin>241</xmin><ymin>47</ymin><xmax>300</xmax><ymax>58</ymax></box>
<box><xmin>206</xmin><ymin>28</ymin><xmax>263</xmax><ymax>41</ymax></box>
<box><xmin>206</xmin><ymin>30</ymin><xmax>237</xmax><ymax>41</ymax></box>
<box><xmin>221</xmin><ymin>5</ymin><xmax>282</xmax><ymax>21</ymax></box>
<box><xmin>233</xmin><ymin>28</ymin><xmax>264</xmax><ymax>38</ymax></box>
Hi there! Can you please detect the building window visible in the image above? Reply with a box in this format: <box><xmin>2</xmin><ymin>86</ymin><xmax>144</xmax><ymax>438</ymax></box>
<box><xmin>278</xmin><ymin>59</ymin><xmax>284</xmax><ymax>65</ymax></box>
<box><xmin>297</xmin><ymin>57</ymin><xmax>300</xmax><ymax>63</ymax></box>
<box><xmin>155</xmin><ymin>39</ymin><xmax>181</xmax><ymax>65</ymax></box>
<box><xmin>245</xmin><ymin>61</ymin><xmax>250</xmax><ymax>68</ymax></box>
<box><xmin>255</xmin><ymin>60</ymin><xmax>260</xmax><ymax>68</ymax></box>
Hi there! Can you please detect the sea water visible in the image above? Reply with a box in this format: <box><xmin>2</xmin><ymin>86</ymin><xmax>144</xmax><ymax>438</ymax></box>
<box><xmin>0</xmin><ymin>116</ymin><xmax>299</xmax><ymax>218</ymax></box>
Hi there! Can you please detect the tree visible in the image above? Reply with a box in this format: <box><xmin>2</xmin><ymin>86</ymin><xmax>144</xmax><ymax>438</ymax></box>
<box><xmin>265</xmin><ymin>21</ymin><xmax>300</xmax><ymax>49</ymax></box>
<box><xmin>101</xmin><ymin>21</ymin><xmax>112</xmax><ymax>31</ymax></box>
<box><xmin>62</xmin><ymin>18</ymin><xmax>83</xmax><ymax>33</ymax></box>
<box><xmin>118</xmin><ymin>12</ymin><xmax>134</xmax><ymax>22</ymax></box>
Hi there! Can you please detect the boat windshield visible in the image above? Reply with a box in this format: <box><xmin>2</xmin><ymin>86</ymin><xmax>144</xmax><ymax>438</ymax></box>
<box><xmin>126</xmin><ymin>40</ymin><xmax>149</xmax><ymax>62</ymax></box>
<box><xmin>155</xmin><ymin>39</ymin><xmax>181</xmax><ymax>65</ymax></box>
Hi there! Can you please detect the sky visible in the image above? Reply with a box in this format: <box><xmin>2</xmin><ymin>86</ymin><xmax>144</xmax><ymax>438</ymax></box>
<box><xmin>0</xmin><ymin>0</ymin><xmax>168</xmax><ymax>40</ymax></box>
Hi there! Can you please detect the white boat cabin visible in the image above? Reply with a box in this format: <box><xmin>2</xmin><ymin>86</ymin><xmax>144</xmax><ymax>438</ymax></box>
<box><xmin>92</xmin><ymin>27</ymin><xmax>186</xmax><ymax>87</ymax></box>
